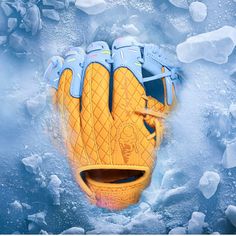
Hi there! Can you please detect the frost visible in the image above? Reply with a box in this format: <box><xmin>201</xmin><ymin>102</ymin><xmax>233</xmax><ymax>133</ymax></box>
<box><xmin>187</xmin><ymin>212</ymin><xmax>206</xmax><ymax>234</ymax></box>
<box><xmin>199</xmin><ymin>171</ymin><xmax>220</xmax><ymax>199</ymax></box>
<box><xmin>176</xmin><ymin>26</ymin><xmax>236</xmax><ymax>64</ymax></box>
<box><xmin>189</xmin><ymin>2</ymin><xmax>207</xmax><ymax>22</ymax></box>
<box><xmin>169</xmin><ymin>226</ymin><xmax>186</xmax><ymax>234</ymax></box>
<box><xmin>225</xmin><ymin>205</ymin><xmax>236</xmax><ymax>227</ymax></box>
<box><xmin>25</xmin><ymin>94</ymin><xmax>46</xmax><ymax>118</ymax></box>
<box><xmin>222</xmin><ymin>142</ymin><xmax>236</xmax><ymax>169</ymax></box>
<box><xmin>168</xmin><ymin>0</ymin><xmax>188</xmax><ymax>9</ymax></box>
<box><xmin>42</xmin><ymin>9</ymin><xmax>60</xmax><ymax>21</ymax></box>
<box><xmin>75</xmin><ymin>0</ymin><xmax>107</xmax><ymax>15</ymax></box>
<box><xmin>60</xmin><ymin>227</ymin><xmax>85</xmax><ymax>234</ymax></box>
<box><xmin>47</xmin><ymin>175</ymin><xmax>62</xmax><ymax>205</ymax></box>
<box><xmin>27</xmin><ymin>211</ymin><xmax>47</xmax><ymax>226</ymax></box>
<box><xmin>22</xmin><ymin>154</ymin><xmax>42</xmax><ymax>175</ymax></box>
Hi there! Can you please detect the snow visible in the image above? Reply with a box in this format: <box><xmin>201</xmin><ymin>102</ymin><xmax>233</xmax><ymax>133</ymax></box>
<box><xmin>225</xmin><ymin>205</ymin><xmax>236</xmax><ymax>227</ymax></box>
<box><xmin>222</xmin><ymin>141</ymin><xmax>236</xmax><ymax>168</ymax></box>
<box><xmin>176</xmin><ymin>26</ymin><xmax>236</xmax><ymax>64</ymax></box>
<box><xmin>22</xmin><ymin>154</ymin><xmax>43</xmax><ymax>175</ymax></box>
<box><xmin>187</xmin><ymin>212</ymin><xmax>206</xmax><ymax>234</ymax></box>
<box><xmin>60</xmin><ymin>227</ymin><xmax>85</xmax><ymax>234</ymax></box>
<box><xmin>199</xmin><ymin>171</ymin><xmax>220</xmax><ymax>199</ymax></box>
<box><xmin>189</xmin><ymin>2</ymin><xmax>207</xmax><ymax>22</ymax></box>
<box><xmin>75</xmin><ymin>0</ymin><xmax>107</xmax><ymax>15</ymax></box>
<box><xmin>168</xmin><ymin>0</ymin><xmax>188</xmax><ymax>9</ymax></box>
<box><xmin>169</xmin><ymin>226</ymin><xmax>186</xmax><ymax>234</ymax></box>
<box><xmin>47</xmin><ymin>175</ymin><xmax>62</xmax><ymax>205</ymax></box>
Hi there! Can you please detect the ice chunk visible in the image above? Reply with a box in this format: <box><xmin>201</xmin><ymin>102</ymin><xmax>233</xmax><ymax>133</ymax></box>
<box><xmin>9</xmin><ymin>33</ymin><xmax>27</xmax><ymax>53</ymax></box>
<box><xmin>22</xmin><ymin>154</ymin><xmax>42</xmax><ymax>174</ymax></box>
<box><xmin>60</xmin><ymin>227</ymin><xmax>85</xmax><ymax>234</ymax></box>
<box><xmin>176</xmin><ymin>26</ymin><xmax>236</xmax><ymax>64</ymax></box>
<box><xmin>10</xmin><ymin>200</ymin><xmax>23</xmax><ymax>211</ymax></box>
<box><xmin>27</xmin><ymin>211</ymin><xmax>47</xmax><ymax>226</ymax></box>
<box><xmin>1</xmin><ymin>2</ymin><xmax>13</xmax><ymax>16</ymax></box>
<box><xmin>122</xmin><ymin>24</ymin><xmax>140</xmax><ymax>35</ymax></box>
<box><xmin>8</xmin><ymin>18</ymin><xmax>17</xmax><ymax>32</ymax></box>
<box><xmin>199</xmin><ymin>171</ymin><xmax>220</xmax><ymax>199</ymax></box>
<box><xmin>20</xmin><ymin>4</ymin><xmax>42</xmax><ymax>35</ymax></box>
<box><xmin>169</xmin><ymin>227</ymin><xmax>186</xmax><ymax>234</ymax></box>
<box><xmin>168</xmin><ymin>0</ymin><xmax>188</xmax><ymax>9</ymax></box>
<box><xmin>47</xmin><ymin>175</ymin><xmax>62</xmax><ymax>205</ymax></box>
<box><xmin>225</xmin><ymin>205</ymin><xmax>236</xmax><ymax>227</ymax></box>
<box><xmin>222</xmin><ymin>142</ymin><xmax>236</xmax><ymax>168</ymax></box>
<box><xmin>42</xmin><ymin>0</ymin><xmax>65</xmax><ymax>10</ymax></box>
<box><xmin>75</xmin><ymin>0</ymin><xmax>107</xmax><ymax>15</ymax></box>
<box><xmin>187</xmin><ymin>212</ymin><xmax>206</xmax><ymax>234</ymax></box>
<box><xmin>42</xmin><ymin>9</ymin><xmax>60</xmax><ymax>21</ymax></box>
<box><xmin>25</xmin><ymin>94</ymin><xmax>46</xmax><ymax>117</ymax></box>
<box><xmin>189</xmin><ymin>2</ymin><xmax>207</xmax><ymax>22</ymax></box>
<box><xmin>0</xmin><ymin>36</ymin><xmax>7</xmax><ymax>45</ymax></box>
<box><xmin>229</xmin><ymin>103</ymin><xmax>236</xmax><ymax>119</ymax></box>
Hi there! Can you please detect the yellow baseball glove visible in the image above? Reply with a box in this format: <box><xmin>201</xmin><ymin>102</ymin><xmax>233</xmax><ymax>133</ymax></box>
<box><xmin>44</xmin><ymin>38</ymin><xmax>181</xmax><ymax>210</ymax></box>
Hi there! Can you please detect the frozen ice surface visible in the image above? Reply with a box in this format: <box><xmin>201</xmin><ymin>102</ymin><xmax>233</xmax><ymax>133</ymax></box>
<box><xmin>47</xmin><ymin>174</ymin><xmax>62</xmax><ymax>205</ymax></box>
<box><xmin>225</xmin><ymin>205</ymin><xmax>236</xmax><ymax>227</ymax></box>
<box><xmin>189</xmin><ymin>2</ymin><xmax>207</xmax><ymax>22</ymax></box>
<box><xmin>222</xmin><ymin>141</ymin><xmax>236</xmax><ymax>168</ymax></box>
<box><xmin>75</xmin><ymin>0</ymin><xmax>107</xmax><ymax>15</ymax></box>
<box><xmin>187</xmin><ymin>212</ymin><xmax>206</xmax><ymax>234</ymax></box>
<box><xmin>1</xmin><ymin>0</ymin><xmax>236</xmax><ymax>234</ymax></box>
<box><xmin>168</xmin><ymin>0</ymin><xmax>188</xmax><ymax>9</ymax></box>
<box><xmin>177</xmin><ymin>26</ymin><xmax>236</xmax><ymax>64</ymax></box>
<box><xmin>60</xmin><ymin>227</ymin><xmax>85</xmax><ymax>234</ymax></box>
<box><xmin>199</xmin><ymin>171</ymin><xmax>220</xmax><ymax>199</ymax></box>
<box><xmin>169</xmin><ymin>226</ymin><xmax>186</xmax><ymax>234</ymax></box>
<box><xmin>22</xmin><ymin>154</ymin><xmax>43</xmax><ymax>175</ymax></box>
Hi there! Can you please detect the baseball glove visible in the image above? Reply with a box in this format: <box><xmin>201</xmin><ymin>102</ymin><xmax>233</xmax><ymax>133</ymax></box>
<box><xmin>44</xmin><ymin>37</ymin><xmax>181</xmax><ymax>210</ymax></box>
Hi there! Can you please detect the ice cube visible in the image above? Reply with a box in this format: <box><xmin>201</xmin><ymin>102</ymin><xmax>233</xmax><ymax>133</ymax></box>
<box><xmin>176</xmin><ymin>26</ymin><xmax>236</xmax><ymax>64</ymax></box>
<box><xmin>225</xmin><ymin>205</ymin><xmax>236</xmax><ymax>227</ymax></box>
<box><xmin>42</xmin><ymin>9</ymin><xmax>60</xmax><ymax>21</ymax></box>
<box><xmin>169</xmin><ymin>227</ymin><xmax>186</xmax><ymax>234</ymax></box>
<box><xmin>199</xmin><ymin>171</ymin><xmax>220</xmax><ymax>199</ymax></box>
<box><xmin>47</xmin><ymin>175</ymin><xmax>62</xmax><ymax>205</ymax></box>
<box><xmin>189</xmin><ymin>2</ymin><xmax>207</xmax><ymax>22</ymax></box>
<box><xmin>60</xmin><ymin>227</ymin><xmax>85</xmax><ymax>234</ymax></box>
<box><xmin>222</xmin><ymin>142</ymin><xmax>236</xmax><ymax>169</ymax></box>
<box><xmin>75</xmin><ymin>0</ymin><xmax>107</xmax><ymax>15</ymax></box>
<box><xmin>168</xmin><ymin>0</ymin><xmax>188</xmax><ymax>9</ymax></box>
<box><xmin>22</xmin><ymin>154</ymin><xmax>42</xmax><ymax>174</ymax></box>
<box><xmin>187</xmin><ymin>212</ymin><xmax>206</xmax><ymax>234</ymax></box>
